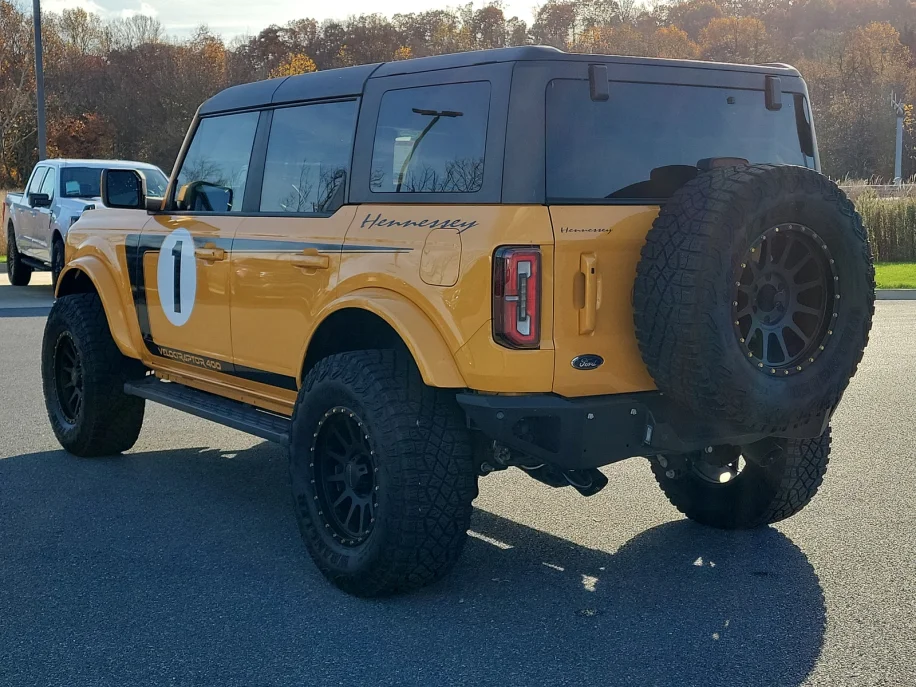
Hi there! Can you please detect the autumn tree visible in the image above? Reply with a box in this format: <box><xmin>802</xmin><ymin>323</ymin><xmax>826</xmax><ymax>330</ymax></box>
<box><xmin>699</xmin><ymin>16</ymin><xmax>773</xmax><ymax>63</ymax></box>
<box><xmin>269</xmin><ymin>53</ymin><xmax>318</xmax><ymax>78</ymax></box>
<box><xmin>0</xmin><ymin>0</ymin><xmax>35</xmax><ymax>185</ymax></box>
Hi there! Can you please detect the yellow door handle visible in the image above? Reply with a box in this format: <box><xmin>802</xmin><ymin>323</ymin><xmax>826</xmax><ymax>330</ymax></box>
<box><xmin>579</xmin><ymin>253</ymin><xmax>598</xmax><ymax>335</ymax></box>
<box><xmin>291</xmin><ymin>253</ymin><xmax>330</xmax><ymax>270</ymax></box>
<box><xmin>195</xmin><ymin>246</ymin><xmax>226</xmax><ymax>262</ymax></box>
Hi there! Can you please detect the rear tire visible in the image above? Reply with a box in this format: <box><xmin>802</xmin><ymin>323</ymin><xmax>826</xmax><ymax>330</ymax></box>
<box><xmin>42</xmin><ymin>293</ymin><xmax>146</xmax><ymax>456</ymax></box>
<box><xmin>651</xmin><ymin>428</ymin><xmax>831</xmax><ymax>529</ymax></box>
<box><xmin>289</xmin><ymin>350</ymin><xmax>477</xmax><ymax>597</ymax></box>
<box><xmin>6</xmin><ymin>222</ymin><xmax>32</xmax><ymax>287</ymax></box>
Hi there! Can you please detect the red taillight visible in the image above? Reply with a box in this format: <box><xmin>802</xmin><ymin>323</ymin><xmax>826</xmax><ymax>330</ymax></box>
<box><xmin>493</xmin><ymin>246</ymin><xmax>541</xmax><ymax>349</ymax></box>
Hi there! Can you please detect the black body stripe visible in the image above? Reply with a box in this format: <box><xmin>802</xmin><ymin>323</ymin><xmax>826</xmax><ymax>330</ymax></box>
<box><xmin>231</xmin><ymin>238</ymin><xmax>412</xmax><ymax>254</ymax></box>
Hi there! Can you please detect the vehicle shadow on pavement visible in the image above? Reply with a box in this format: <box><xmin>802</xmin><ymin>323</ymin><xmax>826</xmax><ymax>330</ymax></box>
<box><xmin>0</xmin><ymin>442</ymin><xmax>825</xmax><ymax>687</ymax></box>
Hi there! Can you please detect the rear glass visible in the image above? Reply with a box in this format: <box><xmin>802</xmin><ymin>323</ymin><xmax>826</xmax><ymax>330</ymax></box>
<box><xmin>546</xmin><ymin>80</ymin><xmax>815</xmax><ymax>202</ymax></box>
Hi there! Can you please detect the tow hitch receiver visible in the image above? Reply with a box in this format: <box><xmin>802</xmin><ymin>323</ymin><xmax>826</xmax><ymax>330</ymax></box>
<box><xmin>522</xmin><ymin>465</ymin><xmax>609</xmax><ymax>497</ymax></box>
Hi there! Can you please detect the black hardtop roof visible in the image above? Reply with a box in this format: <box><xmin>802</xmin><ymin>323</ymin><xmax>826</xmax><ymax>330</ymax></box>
<box><xmin>199</xmin><ymin>46</ymin><xmax>801</xmax><ymax>115</ymax></box>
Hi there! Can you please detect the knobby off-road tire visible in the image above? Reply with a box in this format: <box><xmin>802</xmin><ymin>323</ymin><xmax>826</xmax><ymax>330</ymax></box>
<box><xmin>634</xmin><ymin>164</ymin><xmax>874</xmax><ymax>433</ymax></box>
<box><xmin>651</xmin><ymin>428</ymin><xmax>831</xmax><ymax>529</ymax></box>
<box><xmin>289</xmin><ymin>350</ymin><xmax>477</xmax><ymax>597</ymax></box>
<box><xmin>42</xmin><ymin>293</ymin><xmax>146</xmax><ymax>456</ymax></box>
<box><xmin>6</xmin><ymin>222</ymin><xmax>32</xmax><ymax>286</ymax></box>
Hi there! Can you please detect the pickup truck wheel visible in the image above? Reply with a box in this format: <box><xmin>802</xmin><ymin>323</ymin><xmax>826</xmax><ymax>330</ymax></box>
<box><xmin>634</xmin><ymin>164</ymin><xmax>874</xmax><ymax>432</ymax></box>
<box><xmin>51</xmin><ymin>235</ymin><xmax>64</xmax><ymax>287</ymax></box>
<box><xmin>289</xmin><ymin>350</ymin><xmax>477</xmax><ymax>597</ymax></box>
<box><xmin>42</xmin><ymin>293</ymin><xmax>146</xmax><ymax>457</ymax></box>
<box><xmin>650</xmin><ymin>428</ymin><xmax>831</xmax><ymax>529</ymax></box>
<box><xmin>6</xmin><ymin>223</ymin><xmax>32</xmax><ymax>287</ymax></box>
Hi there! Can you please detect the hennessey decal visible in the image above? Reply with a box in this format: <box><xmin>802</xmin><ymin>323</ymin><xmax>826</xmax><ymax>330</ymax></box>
<box><xmin>560</xmin><ymin>226</ymin><xmax>612</xmax><ymax>234</ymax></box>
<box><xmin>360</xmin><ymin>212</ymin><xmax>478</xmax><ymax>232</ymax></box>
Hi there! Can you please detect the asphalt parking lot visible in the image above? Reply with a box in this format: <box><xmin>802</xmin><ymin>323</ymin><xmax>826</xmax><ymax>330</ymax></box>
<box><xmin>1</xmin><ymin>276</ymin><xmax>914</xmax><ymax>687</ymax></box>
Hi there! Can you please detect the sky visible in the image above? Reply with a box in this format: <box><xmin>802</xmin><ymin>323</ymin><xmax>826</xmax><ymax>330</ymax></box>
<box><xmin>40</xmin><ymin>0</ymin><xmax>541</xmax><ymax>39</ymax></box>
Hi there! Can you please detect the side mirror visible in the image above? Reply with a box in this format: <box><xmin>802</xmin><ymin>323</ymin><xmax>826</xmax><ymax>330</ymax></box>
<box><xmin>177</xmin><ymin>181</ymin><xmax>233</xmax><ymax>212</ymax></box>
<box><xmin>29</xmin><ymin>192</ymin><xmax>51</xmax><ymax>208</ymax></box>
<box><xmin>101</xmin><ymin>168</ymin><xmax>147</xmax><ymax>210</ymax></box>
<box><xmin>146</xmin><ymin>196</ymin><xmax>164</xmax><ymax>212</ymax></box>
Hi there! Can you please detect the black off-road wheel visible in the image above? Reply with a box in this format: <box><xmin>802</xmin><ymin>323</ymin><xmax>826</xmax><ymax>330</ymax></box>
<box><xmin>42</xmin><ymin>293</ymin><xmax>146</xmax><ymax>456</ymax></box>
<box><xmin>634</xmin><ymin>164</ymin><xmax>874</xmax><ymax>432</ymax></box>
<box><xmin>289</xmin><ymin>350</ymin><xmax>477</xmax><ymax>597</ymax></box>
<box><xmin>6</xmin><ymin>222</ymin><xmax>32</xmax><ymax>287</ymax></box>
<box><xmin>50</xmin><ymin>235</ymin><xmax>65</xmax><ymax>288</ymax></box>
<box><xmin>651</xmin><ymin>428</ymin><xmax>831</xmax><ymax>529</ymax></box>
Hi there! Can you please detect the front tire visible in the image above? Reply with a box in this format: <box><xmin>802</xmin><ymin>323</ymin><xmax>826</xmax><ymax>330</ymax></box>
<box><xmin>651</xmin><ymin>428</ymin><xmax>831</xmax><ymax>529</ymax></box>
<box><xmin>51</xmin><ymin>235</ymin><xmax>65</xmax><ymax>288</ymax></box>
<box><xmin>6</xmin><ymin>222</ymin><xmax>32</xmax><ymax>286</ymax></box>
<box><xmin>289</xmin><ymin>350</ymin><xmax>477</xmax><ymax>597</ymax></box>
<box><xmin>42</xmin><ymin>293</ymin><xmax>146</xmax><ymax>456</ymax></box>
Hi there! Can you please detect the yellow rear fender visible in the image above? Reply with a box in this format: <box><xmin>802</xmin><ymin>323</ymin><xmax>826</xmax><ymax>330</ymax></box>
<box><xmin>302</xmin><ymin>288</ymin><xmax>466</xmax><ymax>389</ymax></box>
<box><xmin>55</xmin><ymin>257</ymin><xmax>142</xmax><ymax>361</ymax></box>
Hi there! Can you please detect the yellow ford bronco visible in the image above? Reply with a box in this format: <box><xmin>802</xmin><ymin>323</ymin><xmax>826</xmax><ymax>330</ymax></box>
<box><xmin>42</xmin><ymin>47</ymin><xmax>875</xmax><ymax>596</ymax></box>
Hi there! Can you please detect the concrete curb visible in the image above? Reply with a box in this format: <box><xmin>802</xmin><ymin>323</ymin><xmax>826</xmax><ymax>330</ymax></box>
<box><xmin>877</xmin><ymin>289</ymin><xmax>916</xmax><ymax>300</ymax></box>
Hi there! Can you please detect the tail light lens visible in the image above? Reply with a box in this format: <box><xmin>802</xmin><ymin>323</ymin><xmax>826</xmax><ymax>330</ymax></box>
<box><xmin>493</xmin><ymin>246</ymin><xmax>541</xmax><ymax>349</ymax></box>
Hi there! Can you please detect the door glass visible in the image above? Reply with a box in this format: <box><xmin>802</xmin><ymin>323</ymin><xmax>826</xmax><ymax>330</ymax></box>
<box><xmin>39</xmin><ymin>168</ymin><xmax>55</xmax><ymax>199</ymax></box>
<box><xmin>175</xmin><ymin>111</ymin><xmax>259</xmax><ymax>212</ymax></box>
<box><xmin>27</xmin><ymin>167</ymin><xmax>48</xmax><ymax>195</ymax></box>
<box><xmin>260</xmin><ymin>100</ymin><xmax>357</xmax><ymax>213</ymax></box>
<box><xmin>370</xmin><ymin>82</ymin><xmax>490</xmax><ymax>193</ymax></box>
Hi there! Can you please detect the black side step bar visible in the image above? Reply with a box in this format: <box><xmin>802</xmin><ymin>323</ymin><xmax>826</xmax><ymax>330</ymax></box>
<box><xmin>124</xmin><ymin>377</ymin><xmax>291</xmax><ymax>446</ymax></box>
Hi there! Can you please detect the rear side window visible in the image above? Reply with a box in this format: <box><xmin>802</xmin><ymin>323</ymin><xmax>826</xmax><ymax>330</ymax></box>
<box><xmin>175</xmin><ymin>111</ymin><xmax>259</xmax><ymax>212</ymax></box>
<box><xmin>27</xmin><ymin>167</ymin><xmax>48</xmax><ymax>195</ymax></box>
<box><xmin>260</xmin><ymin>100</ymin><xmax>357</xmax><ymax>214</ymax></box>
<box><xmin>546</xmin><ymin>80</ymin><xmax>815</xmax><ymax>202</ymax></box>
<box><xmin>370</xmin><ymin>82</ymin><xmax>490</xmax><ymax>194</ymax></box>
<box><xmin>38</xmin><ymin>167</ymin><xmax>56</xmax><ymax>198</ymax></box>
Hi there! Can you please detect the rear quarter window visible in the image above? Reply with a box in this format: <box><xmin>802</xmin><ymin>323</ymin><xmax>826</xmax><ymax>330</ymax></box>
<box><xmin>546</xmin><ymin>79</ymin><xmax>815</xmax><ymax>203</ymax></box>
<box><xmin>370</xmin><ymin>82</ymin><xmax>490</xmax><ymax>194</ymax></box>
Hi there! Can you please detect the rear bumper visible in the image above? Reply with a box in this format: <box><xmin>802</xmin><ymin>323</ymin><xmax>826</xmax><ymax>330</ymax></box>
<box><xmin>456</xmin><ymin>391</ymin><xmax>829</xmax><ymax>470</ymax></box>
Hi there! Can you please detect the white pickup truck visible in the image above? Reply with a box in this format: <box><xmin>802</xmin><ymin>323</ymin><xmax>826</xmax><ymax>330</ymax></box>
<box><xmin>3</xmin><ymin>159</ymin><xmax>167</xmax><ymax>286</ymax></box>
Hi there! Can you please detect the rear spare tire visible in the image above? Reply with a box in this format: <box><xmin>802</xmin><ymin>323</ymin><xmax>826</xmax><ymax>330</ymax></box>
<box><xmin>634</xmin><ymin>164</ymin><xmax>874</xmax><ymax>432</ymax></box>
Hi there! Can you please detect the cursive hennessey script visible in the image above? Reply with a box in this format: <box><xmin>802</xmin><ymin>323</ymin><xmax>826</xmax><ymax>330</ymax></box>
<box><xmin>560</xmin><ymin>226</ymin><xmax>612</xmax><ymax>234</ymax></box>
<box><xmin>361</xmin><ymin>213</ymin><xmax>479</xmax><ymax>231</ymax></box>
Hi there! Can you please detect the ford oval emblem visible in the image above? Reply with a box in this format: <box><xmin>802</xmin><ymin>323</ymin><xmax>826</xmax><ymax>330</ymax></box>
<box><xmin>571</xmin><ymin>354</ymin><xmax>604</xmax><ymax>371</ymax></box>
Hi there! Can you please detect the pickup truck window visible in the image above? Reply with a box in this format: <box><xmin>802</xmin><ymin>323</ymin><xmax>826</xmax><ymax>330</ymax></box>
<box><xmin>27</xmin><ymin>167</ymin><xmax>48</xmax><ymax>196</ymax></box>
<box><xmin>176</xmin><ymin>112</ymin><xmax>259</xmax><ymax>213</ymax></box>
<box><xmin>370</xmin><ymin>82</ymin><xmax>490</xmax><ymax>194</ymax></box>
<box><xmin>60</xmin><ymin>167</ymin><xmax>168</xmax><ymax>199</ymax></box>
<box><xmin>260</xmin><ymin>100</ymin><xmax>357</xmax><ymax>214</ymax></box>
<box><xmin>38</xmin><ymin>167</ymin><xmax>56</xmax><ymax>199</ymax></box>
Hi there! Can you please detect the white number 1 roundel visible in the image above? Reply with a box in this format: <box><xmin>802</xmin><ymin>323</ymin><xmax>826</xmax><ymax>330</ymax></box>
<box><xmin>156</xmin><ymin>228</ymin><xmax>197</xmax><ymax>327</ymax></box>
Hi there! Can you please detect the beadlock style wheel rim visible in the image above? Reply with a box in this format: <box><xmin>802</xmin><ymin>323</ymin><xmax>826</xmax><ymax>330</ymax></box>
<box><xmin>310</xmin><ymin>407</ymin><xmax>377</xmax><ymax>546</ymax></box>
<box><xmin>54</xmin><ymin>333</ymin><xmax>83</xmax><ymax>423</ymax></box>
<box><xmin>733</xmin><ymin>224</ymin><xmax>837</xmax><ymax>375</ymax></box>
